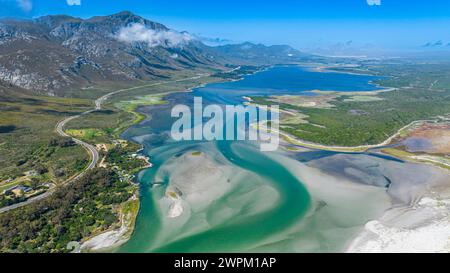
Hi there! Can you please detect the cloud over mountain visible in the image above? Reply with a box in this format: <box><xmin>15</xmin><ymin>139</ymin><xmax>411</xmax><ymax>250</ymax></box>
<box><xmin>0</xmin><ymin>11</ymin><xmax>311</xmax><ymax>94</ymax></box>
<box><xmin>116</xmin><ymin>23</ymin><xmax>192</xmax><ymax>48</ymax></box>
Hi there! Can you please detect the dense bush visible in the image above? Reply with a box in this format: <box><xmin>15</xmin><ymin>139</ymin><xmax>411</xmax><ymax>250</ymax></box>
<box><xmin>106</xmin><ymin>146</ymin><xmax>145</xmax><ymax>172</ymax></box>
<box><xmin>49</xmin><ymin>137</ymin><xmax>75</xmax><ymax>148</ymax></box>
<box><xmin>0</xmin><ymin>168</ymin><xmax>134</xmax><ymax>253</ymax></box>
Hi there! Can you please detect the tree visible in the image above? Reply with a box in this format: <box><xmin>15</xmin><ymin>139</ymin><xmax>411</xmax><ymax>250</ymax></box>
<box><xmin>29</xmin><ymin>178</ymin><xmax>40</xmax><ymax>190</ymax></box>
<box><xmin>35</xmin><ymin>165</ymin><xmax>48</xmax><ymax>175</ymax></box>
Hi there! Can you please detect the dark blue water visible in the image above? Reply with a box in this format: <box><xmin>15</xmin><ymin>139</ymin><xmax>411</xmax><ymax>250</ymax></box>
<box><xmin>193</xmin><ymin>65</ymin><xmax>383</xmax><ymax>104</ymax></box>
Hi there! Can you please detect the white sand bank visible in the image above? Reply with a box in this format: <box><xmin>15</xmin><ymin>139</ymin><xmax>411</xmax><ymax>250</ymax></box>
<box><xmin>79</xmin><ymin>197</ymin><xmax>138</xmax><ymax>252</ymax></box>
<box><xmin>347</xmin><ymin>193</ymin><xmax>450</xmax><ymax>253</ymax></box>
<box><xmin>150</xmin><ymin>146</ymin><xmax>279</xmax><ymax>248</ymax></box>
<box><xmin>247</xmin><ymin>153</ymin><xmax>392</xmax><ymax>252</ymax></box>
<box><xmin>79</xmin><ymin>214</ymin><xmax>129</xmax><ymax>252</ymax></box>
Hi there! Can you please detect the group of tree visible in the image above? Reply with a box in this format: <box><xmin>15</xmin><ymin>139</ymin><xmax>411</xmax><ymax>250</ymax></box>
<box><xmin>49</xmin><ymin>137</ymin><xmax>75</xmax><ymax>148</ymax></box>
<box><xmin>0</xmin><ymin>168</ymin><xmax>133</xmax><ymax>253</ymax></box>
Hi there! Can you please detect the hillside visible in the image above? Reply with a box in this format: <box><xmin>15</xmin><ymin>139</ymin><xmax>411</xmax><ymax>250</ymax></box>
<box><xmin>0</xmin><ymin>11</ymin><xmax>312</xmax><ymax>96</ymax></box>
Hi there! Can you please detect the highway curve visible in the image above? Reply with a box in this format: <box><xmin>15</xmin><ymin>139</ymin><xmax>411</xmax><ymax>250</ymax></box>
<box><xmin>0</xmin><ymin>74</ymin><xmax>209</xmax><ymax>213</ymax></box>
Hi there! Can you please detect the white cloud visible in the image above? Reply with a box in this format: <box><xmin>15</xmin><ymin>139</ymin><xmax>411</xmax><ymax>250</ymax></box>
<box><xmin>367</xmin><ymin>0</ymin><xmax>381</xmax><ymax>5</ymax></box>
<box><xmin>66</xmin><ymin>0</ymin><xmax>81</xmax><ymax>5</ymax></box>
<box><xmin>116</xmin><ymin>23</ymin><xmax>192</xmax><ymax>48</ymax></box>
<box><xmin>16</xmin><ymin>0</ymin><xmax>32</xmax><ymax>12</ymax></box>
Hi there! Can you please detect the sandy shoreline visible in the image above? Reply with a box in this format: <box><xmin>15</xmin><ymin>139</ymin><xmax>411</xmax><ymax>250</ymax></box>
<box><xmin>79</xmin><ymin>196</ymin><xmax>140</xmax><ymax>252</ymax></box>
<box><xmin>346</xmin><ymin>190</ymin><xmax>450</xmax><ymax>253</ymax></box>
<box><xmin>344</xmin><ymin>156</ymin><xmax>450</xmax><ymax>253</ymax></box>
<box><xmin>79</xmin><ymin>214</ymin><xmax>130</xmax><ymax>252</ymax></box>
<box><xmin>273</xmin><ymin>125</ymin><xmax>450</xmax><ymax>253</ymax></box>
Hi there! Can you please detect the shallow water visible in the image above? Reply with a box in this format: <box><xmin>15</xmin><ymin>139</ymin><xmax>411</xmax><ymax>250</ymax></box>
<box><xmin>401</xmin><ymin>137</ymin><xmax>434</xmax><ymax>153</ymax></box>
<box><xmin>116</xmin><ymin>65</ymin><xmax>395</xmax><ymax>253</ymax></box>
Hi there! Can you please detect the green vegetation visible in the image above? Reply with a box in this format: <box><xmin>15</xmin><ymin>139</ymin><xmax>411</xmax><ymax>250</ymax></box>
<box><xmin>342</xmin><ymin>95</ymin><xmax>384</xmax><ymax>102</ymax></box>
<box><xmin>105</xmin><ymin>144</ymin><xmax>147</xmax><ymax>174</ymax></box>
<box><xmin>253</xmin><ymin>62</ymin><xmax>450</xmax><ymax>146</ymax></box>
<box><xmin>381</xmin><ymin>147</ymin><xmax>416</xmax><ymax>158</ymax></box>
<box><xmin>212</xmin><ymin>65</ymin><xmax>264</xmax><ymax>80</ymax></box>
<box><xmin>0</xmin><ymin>192</ymin><xmax>26</xmax><ymax>208</ymax></box>
<box><xmin>0</xmin><ymin>101</ymin><xmax>90</xmax><ymax>206</ymax></box>
<box><xmin>65</xmin><ymin>73</ymin><xmax>226</xmax><ymax>144</ymax></box>
<box><xmin>0</xmin><ymin>94</ymin><xmax>90</xmax><ymax>181</ymax></box>
<box><xmin>0</xmin><ymin>70</ymin><xmax>225</xmax><ymax>251</ymax></box>
<box><xmin>119</xmin><ymin>198</ymin><xmax>140</xmax><ymax>239</ymax></box>
<box><xmin>66</xmin><ymin>128</ymin><xmax>105</xmax><ymax>142</ymax></box>
<box><xmin>113</xmin><ymin>93</ymin><xmax>168</xmax><ymax>130</ymax></box>
<box><xmin>0</xmin><ymin>135</ymin><xmax>90</xmax><ymax>207</ymax></box>
<box><xmin>115</xmin><ymin>94</ymin><xmax>167</xmax><ymax>109</ymax></box>
<box><xmin>65</xmin><ymin>108</ymin><xmax>135</xmax><ymax>143</ymax></box>
<box><xmin>382</xmin><ymin>147</ymin><xmax>450</xmax><ymax>171</ymax></box>
<box><xmin>0</xmin><ymin>168</ymin><xmax>135</xmax><ymax>253</ymax></box>
<box><xmin>121</xmin><ymin>199</ymin><xmax>139</xmax><ymax>221</ymax></box>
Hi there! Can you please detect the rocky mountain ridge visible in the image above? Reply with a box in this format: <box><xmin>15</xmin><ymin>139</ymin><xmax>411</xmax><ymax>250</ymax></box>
<box><xmin>0</xmin><ymin>11</ymin><xmax>310</xmax><ymax>96</ymax></box>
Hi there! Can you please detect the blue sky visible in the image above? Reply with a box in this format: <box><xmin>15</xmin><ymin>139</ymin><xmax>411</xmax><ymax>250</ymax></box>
<box><xmin>1</xmin><ymin>0</ymin><xmax>449</xmax><ymax>53</ymax></box>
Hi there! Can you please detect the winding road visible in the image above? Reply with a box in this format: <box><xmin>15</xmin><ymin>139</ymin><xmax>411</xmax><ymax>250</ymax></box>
<box><xmin>0</xmin><ymin>74</ymin><xmax>209</xmax><ymax>214</ymax></box>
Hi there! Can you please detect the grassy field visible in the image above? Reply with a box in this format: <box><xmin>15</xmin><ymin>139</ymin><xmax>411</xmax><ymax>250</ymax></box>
<box><xmin>119</xmin><ymin>198</ymin><xmax>140</xmax><ymax>239</ymax></box>
<box><xmin>1</xmin><ymin>68</ymin><xmax>224</xmax><ymax>184</ymax></box>
<box><xmin>65</xmin><ymin>73</ymin><xmax>225</xmax><ymax>143</ymax></box>
<box><xmin>65</xmin><ymin>108</ymin><xmax>134</xmax><ymax>143</ymax></box>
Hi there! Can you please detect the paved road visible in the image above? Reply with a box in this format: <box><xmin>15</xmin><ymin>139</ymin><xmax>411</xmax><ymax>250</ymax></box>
<box><xmin>0</xmin><ymin>74</ymin><xmax>209</xmax><ymax>214</ymax></box>
<box><xmin>55</xmin><ymin>112</ymin><xmax>99</xmax><ymax>172</ymax></box>
<box><xmin>94</xmin><ymin>74</ymin><xmax>208</xmax><ymax>110</ymax></box>
<box><xmin>0</xmin><ymin>187</ymin><xmax>53</xmax><ymax>213</ymax></box>
<box><xmin>0</xmin><ymin>111</ymin><xmax>99</xmax><ymax>214</ymax></box>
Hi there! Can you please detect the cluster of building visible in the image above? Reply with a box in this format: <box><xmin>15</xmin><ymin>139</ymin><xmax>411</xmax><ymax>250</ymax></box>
<box><xmin>2</xmin><ymin>185</ymin><xmax>31</xmax><ymax>197</ymax></box>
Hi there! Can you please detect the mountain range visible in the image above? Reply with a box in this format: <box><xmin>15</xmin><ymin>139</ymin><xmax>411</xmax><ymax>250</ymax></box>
<box><xmin>0</xmin><ymin>11</ymin><xmax>311</xmax><ymax>96</ymax></box>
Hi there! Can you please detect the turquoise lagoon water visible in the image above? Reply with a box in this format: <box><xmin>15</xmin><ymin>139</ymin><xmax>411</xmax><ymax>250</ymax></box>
<box><xmin>116</xmin><ymin>65</ymin><xmax>388</xmax><ymax>253</ymax></box>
